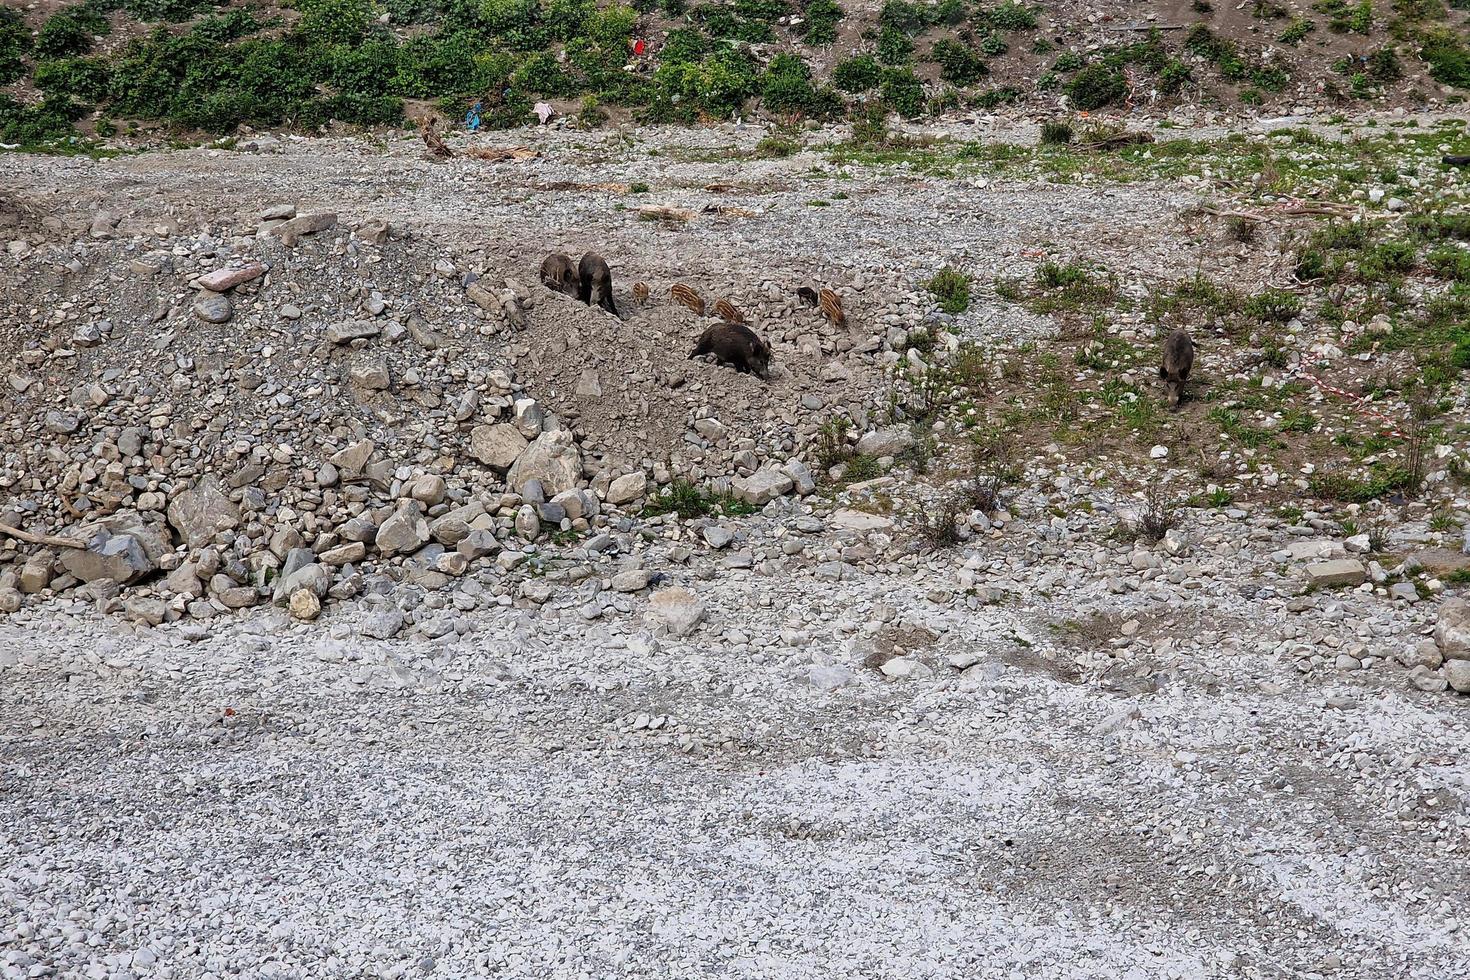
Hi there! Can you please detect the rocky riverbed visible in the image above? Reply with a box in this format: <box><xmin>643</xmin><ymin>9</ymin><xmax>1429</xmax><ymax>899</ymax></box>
<box><xmin>2</xmin><ymin>118</ymin><xmax>1469</xmax><ymax>979</ymax></box>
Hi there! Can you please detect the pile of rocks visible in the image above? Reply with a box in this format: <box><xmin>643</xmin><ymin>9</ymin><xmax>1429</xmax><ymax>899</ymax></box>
<box><xmin>0</xmin><ymin>204</ymin><xmax>900</xmax><ymax>621</ymax></box>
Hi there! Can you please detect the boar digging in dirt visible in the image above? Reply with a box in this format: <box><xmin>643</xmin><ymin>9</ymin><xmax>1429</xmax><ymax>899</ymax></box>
<box><xmin>578</xmin><ymin>252</ymin><xmax>617</xmax><ymax>316</ymax></box>
<box><xmin>540</xmin><ymin>253</ymin><xmax>579</xmax><ymax>297</ymax></box>
<box><xmin>690</xmin><ymin>322</ymin><xmax>772</xmax><ymax>381</ymax></box>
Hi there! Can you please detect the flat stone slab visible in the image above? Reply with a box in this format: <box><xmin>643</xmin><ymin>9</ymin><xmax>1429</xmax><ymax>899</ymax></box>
<box><xmin>1304</xmin><ymin>559</ymin><xmax>1367</xmax><ymax>588</ymax></box>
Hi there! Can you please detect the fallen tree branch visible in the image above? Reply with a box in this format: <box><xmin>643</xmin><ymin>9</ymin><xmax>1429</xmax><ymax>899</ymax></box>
<box><xmin>0</xmin><ymin>524</ymin><xmax>88</xmax><ymax>549</ymax></box>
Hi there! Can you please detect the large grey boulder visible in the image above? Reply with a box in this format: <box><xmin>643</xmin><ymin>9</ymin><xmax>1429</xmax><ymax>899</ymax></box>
<box><xmin>470</xmin><ymin>424</ymin><xmax>528</xmax><ymax>471</ymax></box>
<box><xmin>375</xmin><ymin>503</ymin><xmax>430</xmax><ymax>556</ymax></box>
<box><xmin>506</xmin><ymin>430</ymin><xmax>583</xmax><ymax>496</ymax></box>
<box><xmin>1435</xmin><ymin>598</ymin><xmax>1470</xmax><ymax>661</ymax></box>
<box><xmin>647</xmin><ymin>587</ymin><xmax>705</xmax><ymax>637</ymax></box>
<box><xmin>855</xmin><ymin>427</ymin><xmax>914</xmax><ymax>457</ymax></box>
<box><xmin>60</xmin><ymin>532</ymin><xmax>154</xmax><ymax>584</ymax></box>
<box><xmin>731</xmin><ymin>467</ymin><xmax>794</xmax><ymax>506</ymax></box>
<box><xmin>167</xmin><ymin>476</ymin><xmax>240</xmax><ymax>549</ymax></box>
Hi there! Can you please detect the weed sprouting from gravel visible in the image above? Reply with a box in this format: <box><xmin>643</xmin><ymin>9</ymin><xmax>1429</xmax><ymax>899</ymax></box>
<box><xmin>1121</xmin><ymin>485</ymin><xmax>1185</xmax><ymax>543</ymax></box>
<box><xmin>926</xmin><ymin>266</ymin><xmax>972</xmax><ymax>313</ymax></box>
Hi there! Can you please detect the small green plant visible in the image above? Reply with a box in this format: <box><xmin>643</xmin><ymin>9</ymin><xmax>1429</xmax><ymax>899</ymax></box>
<box><xmin>833</xmin><ymin>55</ymin><xmax>883</xmax><ymax>92</ymax></box>
<box><xmin>1040</xmin><ymin>119</ymin><xmax>1074</xmax><ymax>145</ymax></box>
<box><xmin>579</xmin><ymin>94</ymin><xmax>607</xmax><ymax>128</ymax></box>
<box><xmin>1279</xmin><ymin>17</ymin><xmax>1314</xmax><ymax>43</ymax></box>
<box><xmin>1066</xmin><ymin>64</ymin><xmax>1127</xmax><ymax>110</ymax></box>
<box><xmin>754</xmin><ymin>134</ymin><xmax>799</xmax><ymax>158</ymax></box>
<box><xmin>926</xmin><ymin>266</ymin><xmax>972</xmax><ymax>314</ymax></box>
<box><xmin>984</xmin><ymin>1</ymin><xmax>1039</xmax><ymax>30</ymax></box>
<box><xmin>1245</xmin><ymin>288</ymin><xmax>1304</xmax><ymax>322</ymax></box>
<box><xmin>1123</xmin><ymin>484</ymin><xmax>1184</xmax><ymax>543</ymax></box>
<box><xmin>931</xmin><ymin>38</ymin><xmax>989</xmax><ymax>85</ymax></box>
<box><xmin>815</xmin><ymin>415</ymin><xmax>854</xmax><ymax>471</ymax></box>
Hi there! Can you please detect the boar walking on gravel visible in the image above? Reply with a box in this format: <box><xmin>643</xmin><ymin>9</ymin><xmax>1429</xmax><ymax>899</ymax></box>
<box><xmin>690</xmin><ymin>322</ymin><xmax>772</xmax><ymax>381</ymax></box>
<box><xmin>1159</xmin><ymin>329</ymin><xmax>1195</xmax><ymax>410</ymax></box>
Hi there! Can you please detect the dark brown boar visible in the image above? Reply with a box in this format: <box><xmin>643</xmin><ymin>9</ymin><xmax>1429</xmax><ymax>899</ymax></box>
<box><xmin>690</xmin><ymin>322</ymin><xmax>772</xmax><ymax>381</ymax></box>
<box><xmin>1159</xmin><ymin>329</ymin><xmax>1195</xmax><ymax>410</ymax></box>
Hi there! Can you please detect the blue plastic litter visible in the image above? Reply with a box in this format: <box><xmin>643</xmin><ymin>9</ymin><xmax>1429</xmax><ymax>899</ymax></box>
<box><xmin>465</xmin><ymin>100</ymin><xmax>483</xmax><ymax>132</ymax></box>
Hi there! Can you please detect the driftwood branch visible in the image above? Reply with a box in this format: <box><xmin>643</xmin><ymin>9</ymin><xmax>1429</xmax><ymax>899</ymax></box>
<box><xmin>0</xmin><ymin>523</ymin><xmax>88</xmax><ymax>550</ymax></box>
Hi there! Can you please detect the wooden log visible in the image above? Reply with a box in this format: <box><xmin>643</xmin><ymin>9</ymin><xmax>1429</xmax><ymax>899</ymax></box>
<box><xmin>0</xmin><ymin>524</ymin><xmax>88</xmax><ymax>549</ymax></box>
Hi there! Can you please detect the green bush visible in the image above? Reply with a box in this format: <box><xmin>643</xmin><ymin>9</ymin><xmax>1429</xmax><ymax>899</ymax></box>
<box><xmin>1421</xmin><ymin>28</ymin><xmax>1470</xmax><ymax>87</ymax></box>
<box><xmin>649</xmin><ymin>47</ymin><xmax>759</xmax><ymax>120</ymax></box>
<box><xmin>879</xmin><ymin>0</ymin><xmax>931</xmax><ymax>33</ymax></box>
<box><xmin>931</xmin><ymin>39</ymin><xmax>988</xmax><ymax>86</ymax></box>
<box><xmin>1245</xmin><ymin>288</ymin><xmax>1303</xmax><ymax>322</ymax></box>
<box><xmin>0</xmin><ymin>9</ymin><xmax>27</xmax><ymax>86</ymax></box>
<box><xmin>880</xmin><ymin>66</ymin><xmax>925</xmax><ymax>117</ymax></box>
<box><xmin>1066</xmin><ymin>63</ymin><xmax>1126</xmax><ymax>109</ymax></box>
<box><xmin>799</xmin><ymin>0</ymin><xmax>843</xmax><ymax>44</ymax></box>
<box><xmin>1160</xmin><ymin>59</ymin><xmax>1192</xmax><ymax>93</ymax></box>
<box><xmin>122</xmin><ymin>0</ymin><xmax>225</xmax><ymax>19</ymax></box>
<box><xmin>33</xmin><ymin>56</ymin><xmax>113</xmax><ymax>101</ymax></box>
<box><xmin>0</xmin><ymin>94</ymin><xmax>85</xmax><ymax>145</ymax></box>
<box><xmin>295</xmin><ymin>0</ymin><xmax>376</xmax><ymax>44</ymax></box>
<box><xmin>935</xmin><ymin>0</ymin><xmax>967</xmax><ymax>25</ymax></box>
<box><xmin>877</xmin><ymin>26</ymin><xmax>914</xmax><ymax>65</ymax></box>
<box><xmin>761</xmin><ymin>53</ymin><xmax>842</xmax><ymax>118</ymax></box>
<box><xmin>983</xmin><ymin>1</ymin><xmax>1038</xmax><ymax>30</ymax></box>
<box><xmin>511</xmin><ymin>50</ymin><xmax>573</xmax><ymax>95</ymax></box>
<box><xmin>833</xmin><ymin>54</ymin><xmax>882</xmax><ymax>91</ymax></box>
<box><xmin>35</xmin><ymin>7</ymin><xmax>111</xmax><ymax>61</ymax></box>
<box><xmin>927</xmin><ymin>266</ymin><xmax>972</xmax><ymax>313</ymax></box>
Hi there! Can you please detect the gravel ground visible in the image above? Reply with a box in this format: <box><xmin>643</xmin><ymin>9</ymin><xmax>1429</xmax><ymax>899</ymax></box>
<box><xmin>3</xmin><ymin>118</ymin><xmax>1470</xmax><ymax>979</ymax></box>
<box><xmin>4</xmin><ymin>506</ymin><xmax>1469</xmax><ymax>979</ymax></box>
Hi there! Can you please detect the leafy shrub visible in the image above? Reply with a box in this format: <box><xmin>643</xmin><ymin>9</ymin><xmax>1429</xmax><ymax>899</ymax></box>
<box><xmin>0</xmin><ymin>9</ymin><xmax>28</xmax><ymax>86</ymax></box>
<box><xmin>927</xmin><ymin>266</ymin><xmax>972</xmax><ymax>313</ymax></box>
<box><xmin>579</xmin><ymin>93</ymin><xmax>607</xmax><ymax>126</ymax></box>
<box><xmin>33</xmin><ymin>56</ymin><xmax>113</xmax><ymax>101</ymax></box>
<box><xmin>936</xmin><ymin>0</ymin><xmax>967</xmax><ymax>25</ymax></box>
<box><xmin>511</xmin><ymin>50</ymin><xmax>573</xmax><ymax>95</ymax></box>
<box><xmin>1159</xmin><ymin>59</ymin><xmax>1192</xmax><ymax>93</ymax></box>
<box><xmin>931</xmin><ymin>38</ymin><xmax>988</xmax><ymax>85</ymax></box>
<box><xmin>799</xmin><ymin>0</ymin><xmax>843</xmax><ymax>45</ymax></box>
<box><xmin>762</xmin><ymin>53</ymin><xmax>842</xmax><ymax>118</ymax></box>
<box><xmin>35</xmin><ymin>7</ymin><xmax>110</xmax><ymax>61</ymax></box>
<box><xmin>649</xmin><ymin>47</ymin><xmax>759</xmax><ymax>120</ymax></box>
<box><xmin>295</xmin><ymin>0</ymin><xmax>376</xmax><ymax>44</ymax></box>
<box><xmin>121</xmin><ymin>0</ymin><xmax>225</xmax><ymax>19</ymax></box>
<box><xmin>1066</xmin><ymin>64</ymin><xmax>1126</xmax><ymax>109</ymax></box>
<box><xmin>879</xmin><ymin>0</ymin><xmax>931</xmax><ymax>33</ymax></box>
<box><xmin>880</xmin><ymin>66</ymin><xmax>925</xmax><ymax>117</ymax></box>
<box><xmin>0</xmin><ymin>94</ymin><xmax>85</xmax><ymax>144</ymax></box>
<box><xmin>1428</xmin><ymin>244</ymin><xmax>1470</xmax><ymax>281</ymax></box>
<box><xmin>1053</xmin><ymin>50</ymin><xmax>1084</xmax><ymax>72</ymax></box>
<box><xmin>1278</xmin><ymin>16</ymin><xmax>1313</xmax><ymax>43</ymax></box>
<box><xmin>1245</xmin><ymin>288</ymin><xmax>1303</xmax><ymax>321</ymax></box>
<box><xmin>833</xmin><ymin>54</ymin><xmax>882</xmax><ymax>92</ymax></box>
<box><xmin>984</xmin><ymin>1</ymin><xmax>1038</xmax><ymax>30</ymax></box>
<box><xmin>1421</xmin><ymin>28</ymin><xmax>1470</xmax><ymax>88</ymax></box>
<box><xmin>1369</xmin><ymin>47</ymin><xmax>1403</xmax><ymax>81</ymax></box>
<box><xmin>876</xmin><ymin>25</ymin><xmax>914</xmax><ymax>65</ymax></box>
